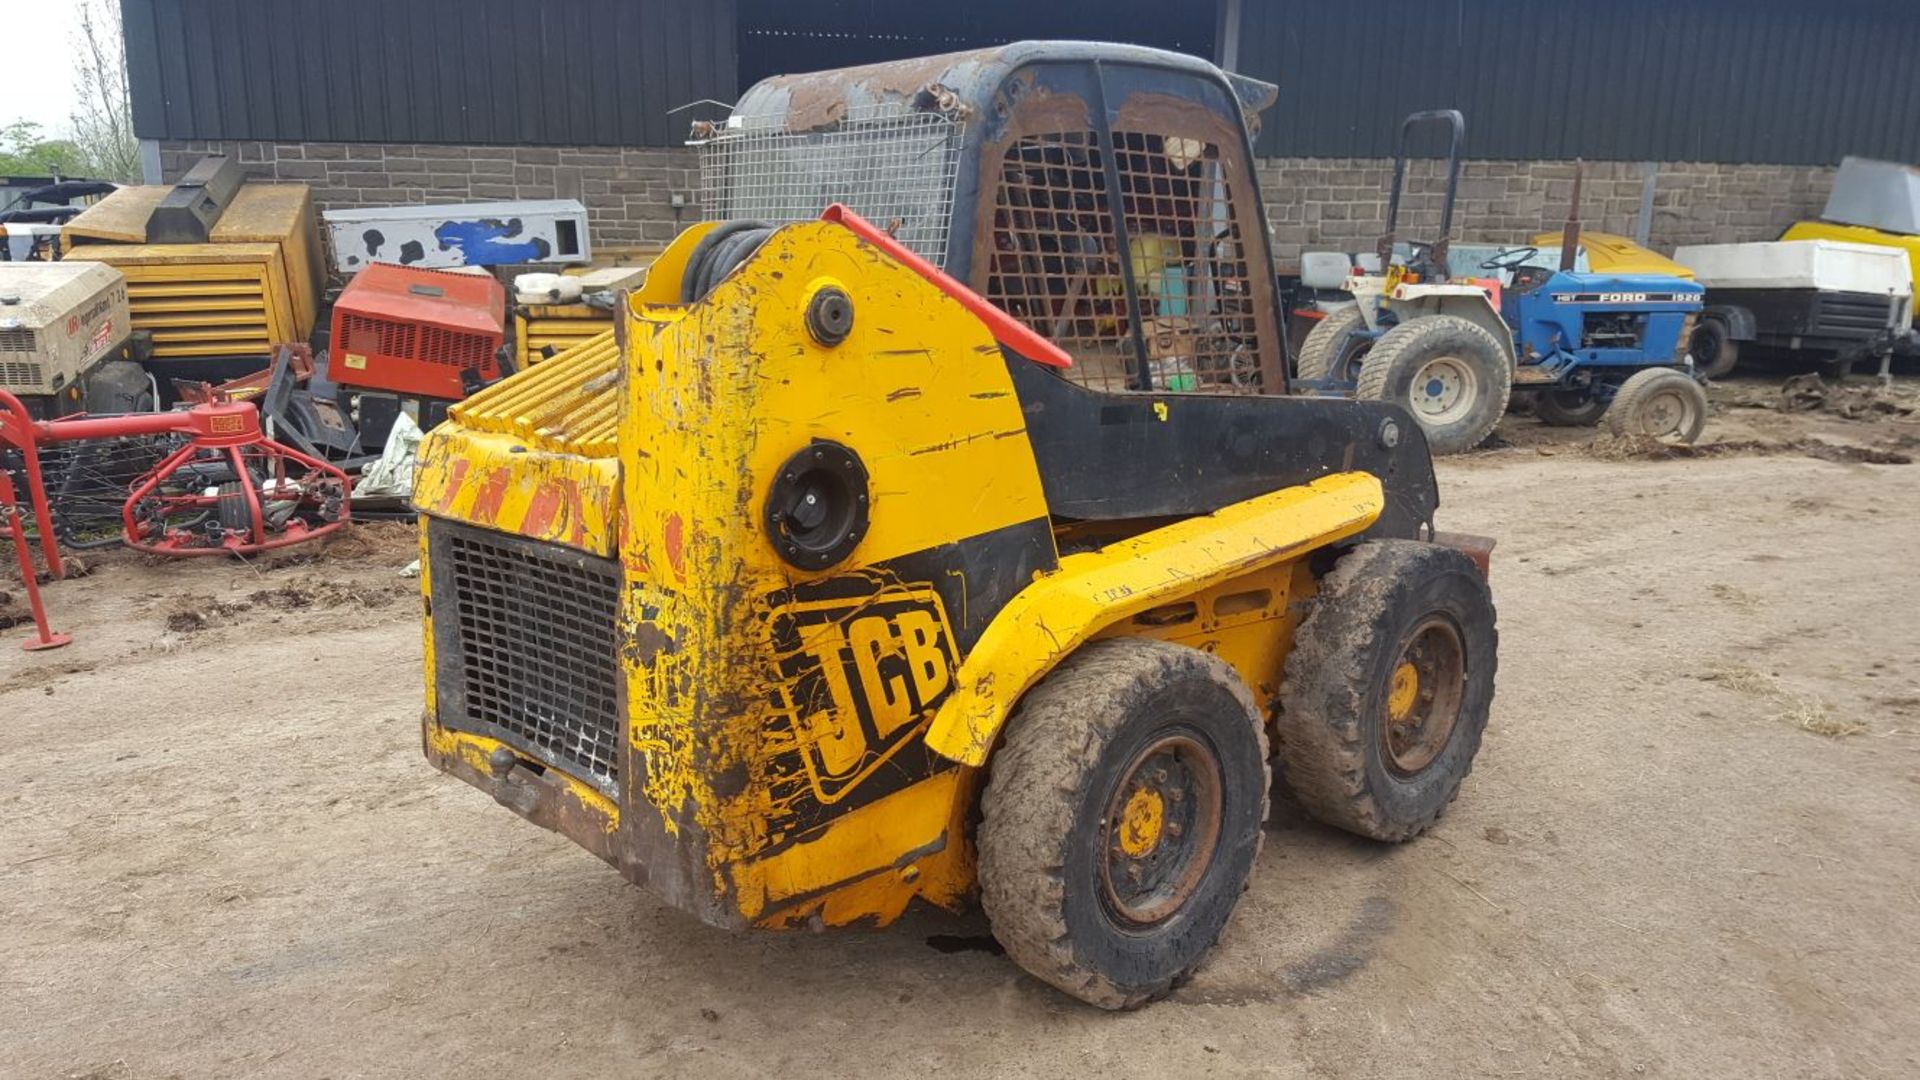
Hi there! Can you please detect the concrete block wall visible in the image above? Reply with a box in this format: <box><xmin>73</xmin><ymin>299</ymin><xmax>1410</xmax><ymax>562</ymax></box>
<box><xmin>160</xmin><ymin>140</ymin><xmax>1836</xmax><ymax>271</ymax></box>
<box><xmin>157</xmin><ymin>140</ymin><xmax>701</xmax><ymax>250</ymax></box>
<box><xmin>1255</xmin><ymin>157</ymin><xmax>1837</xmax><ymax>268</ymax></box>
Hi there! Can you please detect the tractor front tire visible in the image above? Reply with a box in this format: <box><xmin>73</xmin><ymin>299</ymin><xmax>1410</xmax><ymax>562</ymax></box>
<box><xmin>1531</xmin><ymin>387</ymin><xmax>1608</xmax><ymax>427</ymax></box>
<box><xmin>978</xmin><ymin>639</ymin><xmax>1270</xmax><ymax>1010</ymax></box>
<box><xmin>1277</xmin><ymin>540</ymin><xmax>1498</xmax><ymax>842</ymax></box>
<box><xmin>1355</xmin><ymin>315</ymin><xmax>1512</xmax><ymax>454</ymax></box>
<box><xmin>1604</xmin><ymin>368</ymin><xmax>1708</xmax><ymax>443</ymax></box>
<box><xmin>1294</xmin><ymin>305</ymin><xmax>1368</xmax><ymax>382</ymax></box>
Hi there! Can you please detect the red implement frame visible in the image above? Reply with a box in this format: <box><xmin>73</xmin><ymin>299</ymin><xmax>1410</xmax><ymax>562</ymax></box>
<box><xmin>820</xmin><ymin>204</ymin><xmax>1074</xmax><ymax>369</ymax></box>
<box><xmin>3</xmin><ymin>390</ymin><xmax>353</xmax><ymax>557</ymax></box>
<box><xmin>0</xmin><ymin>470</ymin><xmax>69</xmax><ymax>651</ymax></box>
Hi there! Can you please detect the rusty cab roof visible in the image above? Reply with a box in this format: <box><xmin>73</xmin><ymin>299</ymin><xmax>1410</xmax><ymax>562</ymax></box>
<box><xmin>730</xmin><ymin>40</ymin><xmax>1277</xmax><ymax>137</ymax></box>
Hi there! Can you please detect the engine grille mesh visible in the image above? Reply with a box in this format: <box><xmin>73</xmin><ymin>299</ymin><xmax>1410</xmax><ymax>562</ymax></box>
<box><xmin>434</xmin><ymin>523</ymin><xmax>623</xmax><ymax>791</ymax></box>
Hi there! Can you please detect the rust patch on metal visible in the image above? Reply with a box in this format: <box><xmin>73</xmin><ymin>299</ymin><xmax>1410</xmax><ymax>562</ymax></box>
<box><xmin>767</xmin><ymin>49</ymin><xmax>1007</xmax><ymax>132</ymax></box>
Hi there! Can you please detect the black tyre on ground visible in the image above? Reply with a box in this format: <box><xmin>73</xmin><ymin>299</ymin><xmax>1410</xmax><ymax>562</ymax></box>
<box><xmin>1689</xmin><ymin>317</ymin><xmax>1740</xmax><ymax>379</ymax></box>
<box><xmin>1530</xmin><ymin>387</ymin><xmax>1609</xmax><ymax>427</ymax></box>
<box><xmin>1356</xmin><ymin>315</ymin><xmax>1512</xmax><ymax>454</ymax></box>
<box><xmin>1294</xmin><ymin>305</ymin><xmax>1369</xmax><ymax>382</ymax></box>
<box><xmin>1604</xmin><ymin>367</ymin><xmax>1708</xmax><ymax>443</ymax></box>
<box><xmin>978</xmin><ymin>638</ymin><xmax>1270</xmax><ymax>1010</ymax></box>
<box><xmin>1277</xmin><ymin>540</ymin><xmax>1498</xmax><ymax>842</ymax></box>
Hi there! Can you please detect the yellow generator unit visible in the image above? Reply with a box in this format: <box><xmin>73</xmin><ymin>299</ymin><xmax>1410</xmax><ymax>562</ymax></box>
<box><xmin>513</xmin><ymin>301</ymin><xmax>613</xmax><ymax>368</ymax></box>
<box><xmin>413</xmin><ymin>44</ymin><xmax>1500</xmax><ymax>1010</ymax></box>
<box><xmin>511</xmin><ymin>265</ymin><xmax>651</xmax><ymax>368</ymax></box>
<box><xmin>61</xmin><ymin>161</ymin><xmax>322</xmax><ymax>364</ymax></box>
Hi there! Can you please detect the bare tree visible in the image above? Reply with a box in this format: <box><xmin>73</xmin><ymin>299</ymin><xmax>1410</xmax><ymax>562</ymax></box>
<box><xmin>70</xmin><ymin>0</ymin><xmax>139</xmax><ymax>181</ymax></box>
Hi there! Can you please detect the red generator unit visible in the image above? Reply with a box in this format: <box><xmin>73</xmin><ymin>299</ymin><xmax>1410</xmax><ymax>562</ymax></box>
<box><xmin>328</xmin><ymin>264</ymin><xmax>507</xmax><ymax>400</ymax></box>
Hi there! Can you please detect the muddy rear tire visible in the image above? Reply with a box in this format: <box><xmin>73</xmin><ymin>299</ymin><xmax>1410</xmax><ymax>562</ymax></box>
<box><xmin>978</xmin><ymin>638</ymin><xmax>1269</xmax><ymax>1010</ymax></box>
<box><xmin>1294</xmin><ymin>305</ymin><xmax>1369</xmax><ymax>382</ymax></box>
<box><xmin>1276</xmin><ymin>540</ymin><xmax>1498</xmax><ymax>842</ymax></box>
<box><xmin>1356</xmin><ymin>315</ymin><xmax>1512</xmax><ymax>454</ymax></box>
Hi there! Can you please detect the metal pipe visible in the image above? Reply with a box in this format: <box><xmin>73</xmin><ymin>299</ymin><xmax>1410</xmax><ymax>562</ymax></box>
<box><xmin>1</xmin><ymin>470</ymin><xmax>70</xmax><ymax>651</ymax></box>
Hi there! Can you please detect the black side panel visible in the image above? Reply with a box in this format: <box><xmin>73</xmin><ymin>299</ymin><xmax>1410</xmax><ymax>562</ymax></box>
<box><xmin>1006</xmin><ymin>350</ymin><xmax>1439</xmax><ymax>539</ymax></box>
<box><xmin>1708</xmin><ymin>288</ymin><xmax>1897</xmax><ymax>344</ymax></box>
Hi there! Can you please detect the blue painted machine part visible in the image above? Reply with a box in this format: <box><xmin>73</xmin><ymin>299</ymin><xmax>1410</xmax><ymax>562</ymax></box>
<box><xmin>1504</xmin><ymin>270</ymin><xmax>1704</xmax><ymax>372</ymax></box>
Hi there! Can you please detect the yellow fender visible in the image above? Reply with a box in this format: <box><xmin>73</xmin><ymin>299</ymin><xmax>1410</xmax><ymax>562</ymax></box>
<box><xmin>924</xmin><ymin>472</ymin><xmax>1387</xmax><ymax>766</ymax></box>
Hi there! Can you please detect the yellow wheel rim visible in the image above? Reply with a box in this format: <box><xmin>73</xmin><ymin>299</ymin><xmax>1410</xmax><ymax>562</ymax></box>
<box><xmin>1117</xmin><ymin>787</ymin><xmax>1167</xmax><ymax>858</ymax></box>
<box><xmin>1387</xmin><ymin>660</ymin><xmax>1420</xmax><ymax>721</ymax></box>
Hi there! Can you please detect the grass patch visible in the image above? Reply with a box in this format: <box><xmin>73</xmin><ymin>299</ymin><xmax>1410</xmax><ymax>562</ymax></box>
<box><xmin>1778</xmin><ymin>696</ymin><xmax>1867</xmax><ymax>739</ymax></box>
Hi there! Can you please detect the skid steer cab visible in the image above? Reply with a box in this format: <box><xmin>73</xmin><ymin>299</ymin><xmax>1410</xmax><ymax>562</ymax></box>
<box><xmin>1296</xmin><ymin>111</ymin><xmax>1709</xmax><ymax>451</ymax></box>
<box><xmin>412</xmin><ymin>43</ymin><xmax>1499</xmax><ymax>1010</ymax></box>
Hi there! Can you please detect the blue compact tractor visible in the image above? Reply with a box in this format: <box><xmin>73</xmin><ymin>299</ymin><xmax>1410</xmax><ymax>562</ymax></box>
<box><xmin>1296</xmin><ymin>111</ymin><xmax>1709</xmax><ymax>453</ymax></box>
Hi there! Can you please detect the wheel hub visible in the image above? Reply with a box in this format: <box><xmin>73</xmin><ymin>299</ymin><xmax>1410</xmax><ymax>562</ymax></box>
<box><xmin>1381</xmin><ymin>616</ymin><xmax>1467</xmax><ymax>776</ymax></box>
<box><xmin>1101</xmin><ymin>734</ymin><xmax>1223</xmax><ymax>926</ymax></box>
<box><xmin>1387</xmin><ymin>661</ymin><xmax>1420</xmax><ymax>721</ymax></box>
<box><xmin>1117</xmin><ymin>786</ymin><xmax>1166</xmax><ymax>857</ymax></box>
<box><xmin>1637</xmin><ymin>388</ymin><xmax>1695</xmax><ymax>438</ymax></box>
<box><xmin>1410</xmin><ymin>356</ymin><xmax>1478</xmax><ymax>424</ymax></box>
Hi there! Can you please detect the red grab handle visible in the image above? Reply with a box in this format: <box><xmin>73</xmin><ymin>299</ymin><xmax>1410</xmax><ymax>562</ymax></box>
<box><xmin>820</xmin><ymin>203</ymin><xmax>1073</xmax><ymax>369</ymax></box>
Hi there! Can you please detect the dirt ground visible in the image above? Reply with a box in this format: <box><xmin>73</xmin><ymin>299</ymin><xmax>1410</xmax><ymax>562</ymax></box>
<box><xmin>4</xmin><ymin>374</ymin><xmax>1919</xmax><ymax>1080</ymax></box>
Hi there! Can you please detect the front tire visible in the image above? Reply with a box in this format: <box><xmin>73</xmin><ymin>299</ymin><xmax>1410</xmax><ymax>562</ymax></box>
<box><xmin>1356</xmin><ymin>315</ymin><xmax>1512</xmax><ymax>454</ymax></box>
<box><xmin>979</xmin><ymin>639</ymin><xmax>1270</xmax><ymax>1010</ymax></box>
<box><xmin>1277</xmin><ymin>541</ymin><xmax>1498</xmax><ymax>842</ymax></box>
<box><xmin>1604</xmin><ymin>368</ymin><xmax>1708</xmax><ymax>443</ymax></box>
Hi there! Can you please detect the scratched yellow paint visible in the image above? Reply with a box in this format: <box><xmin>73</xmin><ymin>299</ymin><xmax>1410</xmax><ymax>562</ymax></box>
<box><xmin>411</xmin><ymin>331</ymin><xmax>625</xmax><ymax>557</ymax></box>
<box><xmin>415</xmin><ymin>217</ymin><xmax>1386</xmax><ymax>930</ymax></box>
<box><xmin>617</xmin><ymin>222</ymin><xmax>1049</xmax><ymax>921</ymax></box>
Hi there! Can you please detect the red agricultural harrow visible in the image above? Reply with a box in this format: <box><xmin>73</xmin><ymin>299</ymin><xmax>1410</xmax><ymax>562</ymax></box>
<box><xmin>2</xmin><ymin>389</ymin><xmax>350</xmax><ymax>650</ymax></box>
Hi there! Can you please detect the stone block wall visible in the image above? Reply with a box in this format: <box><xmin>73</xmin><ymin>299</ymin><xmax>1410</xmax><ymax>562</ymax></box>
<box><xmin>1254</xmin><ymin>157</ymin><xmax>1837</xmax><ymax>267</ymax></box>
<box><xmin>160</xmin><ymin>140</ymin><xmax>1837</xmax><ymax>271</ymax></box>
<box><xmin>157</xmin><ymin>140</ymin><xmax>701</xmax><ymax>250</ymax></box>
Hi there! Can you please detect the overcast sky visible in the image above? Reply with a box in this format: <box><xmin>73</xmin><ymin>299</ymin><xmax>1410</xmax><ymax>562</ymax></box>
<box><xmin>1</xmin><ymin>4</ymin><xmax>90</xmax><ymax>137</ymax></box>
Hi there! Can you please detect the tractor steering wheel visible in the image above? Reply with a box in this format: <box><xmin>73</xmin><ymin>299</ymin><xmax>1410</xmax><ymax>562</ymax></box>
<box><xmin>1480</xmin><ymin>246</ymin><xmax>1540</xmax><ymax>272</ymax></box>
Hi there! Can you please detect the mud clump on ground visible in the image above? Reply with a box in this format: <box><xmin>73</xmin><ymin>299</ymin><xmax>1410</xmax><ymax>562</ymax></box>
<box><xmin>1581</xmin><ymin>434</ymin><xmax>1914</xmax><ymax>465</ymax></box>
<box><xmin>1714</xmin><ymin>373</ymin><xmax>1920</xmax><ymax>420</ymax></box>
<box><xmin>248</xmin><ymin>579</ymin><xmax>399</xmax><ymax>611</ymax></box>
<box><xmin>162</xmin><ymin>577</ymin><xmax>401</xmax><ymax>634</ymax></box>
<box><xmin>163</xmin><ymin>595</ymin><xmax>255</xmax><ymax>634</ymax></box>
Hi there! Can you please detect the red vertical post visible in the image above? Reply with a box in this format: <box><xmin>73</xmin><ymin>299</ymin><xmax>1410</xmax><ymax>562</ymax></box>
<box><xmin>0</xmin><ymin>471</ymin><xmax>71</xmax><ymax>651</ymax></box>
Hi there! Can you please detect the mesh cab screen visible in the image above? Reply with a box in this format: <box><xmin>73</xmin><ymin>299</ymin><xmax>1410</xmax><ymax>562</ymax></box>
<box><xmin>432</xmin><ymin>522</ymin><xmax>623</xmax><ymax>792</ymax></box>
<box><xmin>983</xmin><ymin>130</ymin><xmax>1266</xmax><ymax>394</ymax></box>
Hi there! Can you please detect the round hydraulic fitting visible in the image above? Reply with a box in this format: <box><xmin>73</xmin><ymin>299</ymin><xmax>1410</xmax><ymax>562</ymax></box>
<box><xmin>1378</xmin><ymin>417</ymin><xmax>1402</xmax><ymax>449</ymax></box>
<box><xmin>765</xmin><ymin>440</ymin><xmax>870</xmax><ymax>570</ymax></box>
<box><xmin>805</xmin><ymin>286</ymin><xmax>855</xmax><ymax>347</ymax></box>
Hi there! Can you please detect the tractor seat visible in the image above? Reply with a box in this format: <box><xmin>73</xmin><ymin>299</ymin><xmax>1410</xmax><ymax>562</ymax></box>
<box><xmin>1507</xmin><ymin>265</ymin><xmax>1554</xmax><ymax>295</ymax></box>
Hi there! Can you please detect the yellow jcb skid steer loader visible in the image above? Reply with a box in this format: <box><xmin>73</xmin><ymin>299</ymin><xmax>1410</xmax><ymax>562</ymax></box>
<box><xmin>413</xmin><ymin>42</ymin><xmax>1497</xmax><ymax>1009</ymax></box>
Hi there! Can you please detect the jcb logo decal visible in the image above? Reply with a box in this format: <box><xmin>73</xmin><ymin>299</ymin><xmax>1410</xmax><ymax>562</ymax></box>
<box><xmin>770</xmin><ymin>587</ymin><xmax>957</xmax><ymax>803</ymax></box>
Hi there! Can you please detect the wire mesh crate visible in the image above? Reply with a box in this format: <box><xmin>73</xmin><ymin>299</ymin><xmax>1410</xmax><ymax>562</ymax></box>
<box><xmin>696</xmin><ymin>107</ymin><xmax>966</xmax><ymax>268</ymax></box>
